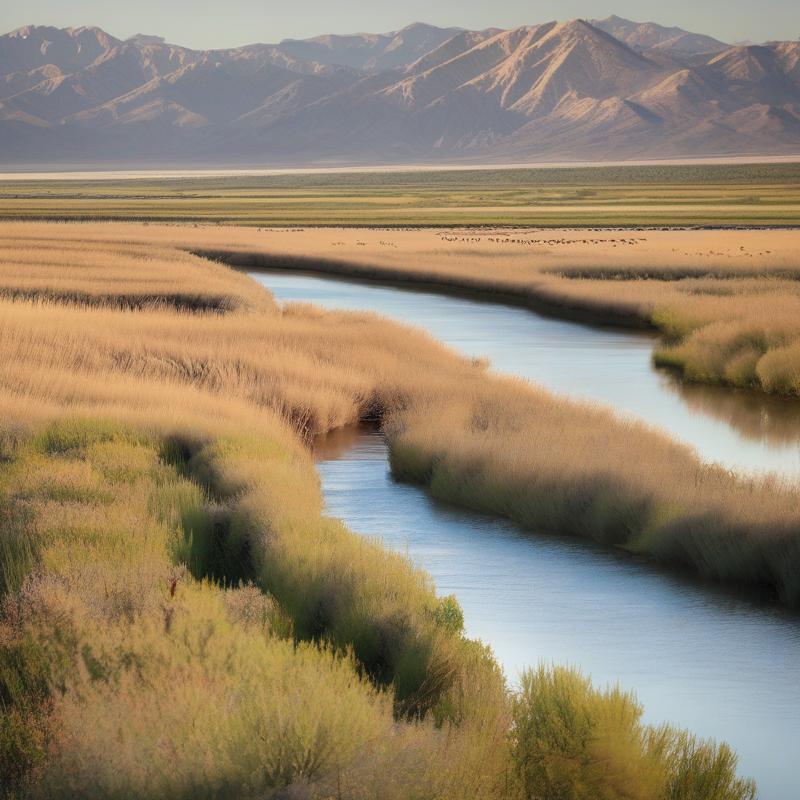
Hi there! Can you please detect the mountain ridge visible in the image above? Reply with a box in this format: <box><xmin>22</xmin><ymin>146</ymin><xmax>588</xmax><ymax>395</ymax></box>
<box><xmin>1</xmin><ymin>17</ymin><xmax>798</xmax><ymax>165</ymax></box>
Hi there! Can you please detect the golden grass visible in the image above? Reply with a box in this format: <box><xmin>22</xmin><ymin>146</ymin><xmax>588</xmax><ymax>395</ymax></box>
<box><xmin>0</xmin><ymin>233</ymin><xmax>266</xmax><ymax>313</ymax></box>
<box><xmin>7</xmin><ymin>220</ymin><xmax>800</xmax><ymax>395</ymax></box>
<box><xmin>0</xmin><ymin>222</ymin><xmax>770</xmax><ymax>796</ymax></box>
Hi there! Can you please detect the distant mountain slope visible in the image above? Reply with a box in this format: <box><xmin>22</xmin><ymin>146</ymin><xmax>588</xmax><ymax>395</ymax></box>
<box><xmin>276</xmin><ymin>23</ymin><xmax>462</xmax><ymax>72</ymax></box>
<box><xmin>0</xmin><ymin>25</ymin><xmax>120</xmax><ymax>74</ymax></box>
<box><xmin>0</xmin><ymin>19</ymin><xmax>798</xmax><ymax>165</ymax></box>
<box><xmin>590</xmin><ymin>15</ymin><xmax>728</xmax><ymax>56</ymax></box>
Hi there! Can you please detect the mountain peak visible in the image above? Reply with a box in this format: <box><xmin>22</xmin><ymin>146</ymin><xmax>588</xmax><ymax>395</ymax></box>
<box><xmin>8</xmin><ymin>24</ymin><xmax>64</xmax><ymax>38</ymax></box>
<box><xmin>554</xmin><ymin>18</ymin><xmax>595</xmax><ymax>33</ymax></box>
<box><xmin>275</xmin><ymin>21</ymin><xmax>460</xmax><ymax>71</ymax></box>
<box><xmin>126</xmin><ymin>34</ymin><xmax>166</xmax><ymax>46</ymax></box>
<box><xmin>396</xmin><ymin>22</ymin><xmax>454</xmax><ymax>35</ymax></box>
<box><xmin>66</xmin><ymin>25</ymin><xmax>110</xmax><ymax>35</ymax></box>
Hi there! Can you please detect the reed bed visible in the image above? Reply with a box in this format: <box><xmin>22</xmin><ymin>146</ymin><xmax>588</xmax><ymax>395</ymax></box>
<box><xmin>0</xmin><ymin>223</ymin><xmax>770</xmax><ymax>797</ymax></box>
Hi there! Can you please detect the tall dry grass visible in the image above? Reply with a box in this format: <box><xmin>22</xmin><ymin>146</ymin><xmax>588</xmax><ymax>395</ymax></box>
<box><xmin>0</xmin><ymin>223</ymin><xmax>766</xmax><ymax>796</ymax></box>
<box><xmin>6</xmin><ymin>222</ymin><xmax>800</xmax><ymax>395</ymax></box>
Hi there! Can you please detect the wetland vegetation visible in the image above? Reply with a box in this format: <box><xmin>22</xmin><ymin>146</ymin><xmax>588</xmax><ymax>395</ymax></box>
<box><xmin>2</xmin><ymin>223</ymin><xmax>799</xmax><ymax>602</ymax></box>
<box><xmin>0</xmin><ymin>221</ymin><xmax>774</xmax><ymax>797</ymax></box>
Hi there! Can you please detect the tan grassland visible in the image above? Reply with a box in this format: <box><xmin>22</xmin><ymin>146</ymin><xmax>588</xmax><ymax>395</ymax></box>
<box><xmin>0</xmin><ymin>221</ymin><xmax>790</xmax><ymax>797</ymax></box>
<box><xmin>13</xmin><ymin>221</ymin><xmax>796</xmax><ymax>394</ymax></box>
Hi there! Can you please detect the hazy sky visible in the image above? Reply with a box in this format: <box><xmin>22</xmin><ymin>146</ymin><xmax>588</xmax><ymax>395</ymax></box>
<box><xmin>2</xmin><ymin>0</ymin><xmax>798</xmax><ymax>49</ymax></box>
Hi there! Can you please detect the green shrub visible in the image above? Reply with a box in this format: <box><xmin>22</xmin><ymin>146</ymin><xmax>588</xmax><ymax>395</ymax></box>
<box><xmin>512</xmin><ymin>665</ymin><xmax>662</xmax><ymax>800</ymax></box>
<box><xmin>647</xmin><ymin>726</ymin><xmax>757</xmax><ymax>800</ymax></box>
<box><xmin>511</xmin><ymin>665</ymin><xmax>757</xmax><ymax>800</ymax></box>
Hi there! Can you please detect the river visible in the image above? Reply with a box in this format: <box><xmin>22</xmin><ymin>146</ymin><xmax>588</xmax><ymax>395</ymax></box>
<box><xmin>252</xmin><ymin>269</ymin><xmax>800</xmax><ymax>799</ymax></box>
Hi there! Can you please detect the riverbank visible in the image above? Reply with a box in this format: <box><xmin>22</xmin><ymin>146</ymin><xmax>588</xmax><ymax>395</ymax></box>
<box><xmin>0</xmin><ymin>224</ymin><xmax>761</xmax><ymax>797</ymax></box>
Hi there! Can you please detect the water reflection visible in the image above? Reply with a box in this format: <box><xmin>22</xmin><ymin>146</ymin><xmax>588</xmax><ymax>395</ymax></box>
<box><xmin>313</xmin><ymin>423</ymin><xmax>368</xmax><ymax>461</ymax></box>
<box><xmin>662</xmin><ymin>373</ymin><xmax>800</xmax><ymax>446</ymax></box>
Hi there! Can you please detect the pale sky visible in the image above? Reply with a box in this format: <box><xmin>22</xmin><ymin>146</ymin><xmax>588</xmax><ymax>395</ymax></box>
<box><xmin>2</xmin><ymin>0</ymin><xmax>798</xmax><ymax>49</ymax></box>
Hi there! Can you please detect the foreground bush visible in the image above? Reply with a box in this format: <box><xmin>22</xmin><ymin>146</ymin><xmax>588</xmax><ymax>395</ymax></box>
<box><xmin>0</xmin><ymin>421</ymin><xmax>756</xmax><ymax>799</ymax></box>
<box><xmin>25</xmin><ymin>591</ymin><xmax>417</xmax><ymax>799</ymax></box>
<box><xmin>0</xmin><ymin>420</ymin><xmax>506</xmax><ymax>798</ymax></box>
<box><xmin>511</xmin><ymin>666</ymin><xmax>756</xmax><ymax>800</ymax></box>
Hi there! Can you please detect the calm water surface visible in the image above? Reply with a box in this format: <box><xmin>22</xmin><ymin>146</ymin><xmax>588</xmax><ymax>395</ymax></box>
<box><xmin>252</xmin><ymin>270</ymin><xmax>800</xmax><ymax>799</ymax></box>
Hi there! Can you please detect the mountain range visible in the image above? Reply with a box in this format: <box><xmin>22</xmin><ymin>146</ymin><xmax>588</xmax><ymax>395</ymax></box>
<box><xmin>1</xmin><ymin>17</ymin><xmax>798</xmax><ymax>165</ymax></box>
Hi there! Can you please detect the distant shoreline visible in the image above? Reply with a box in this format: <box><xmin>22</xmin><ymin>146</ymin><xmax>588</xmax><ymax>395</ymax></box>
<box><xmin>2</xmin><ymin>153</ymin><xmax>800</xmax><ymax>181</ymax></box>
